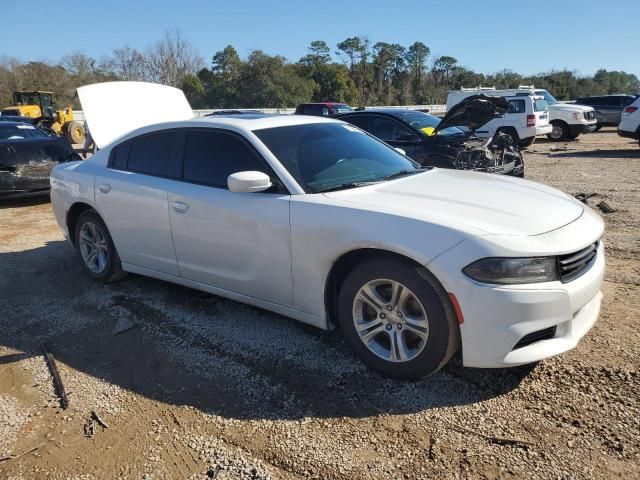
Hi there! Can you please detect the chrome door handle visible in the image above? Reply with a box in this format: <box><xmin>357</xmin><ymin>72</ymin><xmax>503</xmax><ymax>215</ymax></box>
<box><xmin>172</xmin><ymin>201</ymin><xmax>189</xmax><ymax>213</ymax></box>
<box><xmin>98</xmin><ymin>183</ymin><xmax>111</xmax><ymax>194</ymax></box>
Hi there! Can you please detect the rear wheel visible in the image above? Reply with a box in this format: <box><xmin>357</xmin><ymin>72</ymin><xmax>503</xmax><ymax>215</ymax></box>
<box><xmin>548</xmin><ymin>121</ymin><xmax>568</xmax><ymax>141</ymax></box>
<box><xmin>75</xmin><ymin>210</ymin><xmax>125</xmax><ymax>283</ymax></box>
<box><xmin>65</xmin><ymin>121</ymin><xmax>85</xmax><ymax>144</ymax></box>
<box><xmin>338</xmin><ymin>259</ymin><xmax>459</xmax><ymax>380</ymax></box>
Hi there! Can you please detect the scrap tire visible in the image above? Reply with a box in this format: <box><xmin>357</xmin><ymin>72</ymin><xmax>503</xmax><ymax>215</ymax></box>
<box><xmin>74</xmin><ymin>210</ymin><xmax>126</xmax><ymax>283</ymax></box>
<box><xmin>66</xmin><ymin>121</ymin><xmax>85</xmax><ymax>144</ymax></box>
<box><xmin>548</xmin><ymin>121</ymin><xmax>568</xmax><ymax>141</ymax></box>
<box><xmin>337</xmin><ymin>258</ymin><xmax>460</xmax><ymax>380</ymax></box>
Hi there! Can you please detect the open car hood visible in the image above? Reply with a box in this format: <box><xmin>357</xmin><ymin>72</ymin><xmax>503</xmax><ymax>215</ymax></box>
<box><xmin>436</xmin><ymin>95</ymin><xmax>508</xmax><ymax>134</ymax></box>
<box><xmin>77</xmin><ymin>82</ymin><xmax>193</xmax><ymax>149</ymax></box>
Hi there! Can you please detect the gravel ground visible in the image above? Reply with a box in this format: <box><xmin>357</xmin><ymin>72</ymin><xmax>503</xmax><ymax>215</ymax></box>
<box><xmin>0</xmin><ymin>128</ymin><xmax>638</xmax><ymax>479</ymax></box>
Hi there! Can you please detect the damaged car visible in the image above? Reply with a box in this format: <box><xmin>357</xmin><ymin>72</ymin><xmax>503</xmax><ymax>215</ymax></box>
<box><xmin>51</xmin><ymin>82</ymin><xmax>605</xmax><ymax>380</ymax></box>
<box><xmin>0</xmin><ymin>121</ymin><xmax>80</xmax><ymax>199</ymax></box>
<box><xmin>334</xmin><ymin>95</ymin><xmax>524</xmax><ymax>177</ymax></box>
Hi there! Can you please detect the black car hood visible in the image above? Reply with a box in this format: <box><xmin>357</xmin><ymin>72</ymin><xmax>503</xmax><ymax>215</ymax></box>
<box><xmin>435</xmin><ymin>95</ymin><xmax>508</xmax><ymax>134</ymax></box>
<box><xmin>0</xmin><ymin>136</ymin><xmax>79</xmax><ymax>168</ymax></box>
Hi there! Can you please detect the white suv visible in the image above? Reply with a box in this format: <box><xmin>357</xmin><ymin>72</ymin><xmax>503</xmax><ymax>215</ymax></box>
<box><xmin>618</xmin><ymin>96</ymin><xmax>640</xmax><ymax>146</ymax></box>
<box><xmin>446</xmin><ymin>88</ymin><xmax>551</xmax><ymax>148</ymax></box>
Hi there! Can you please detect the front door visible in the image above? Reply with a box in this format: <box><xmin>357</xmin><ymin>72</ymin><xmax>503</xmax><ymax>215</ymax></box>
<box><xmin>167</xmin><ymin>129</ymin><xmax>293</xmax><ymax>306</ymax></box>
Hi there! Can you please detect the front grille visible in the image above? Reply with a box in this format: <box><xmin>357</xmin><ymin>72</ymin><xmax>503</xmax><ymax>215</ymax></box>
<box><xmin>584</xmin><ymin>110</ymin><xmax>596</xmax><ymax>120</ymax></box>
<box><xmin>558</xmin><ymin>241</ymin><xmax>598</xmax><ymax>283</ymax></box>
<box><xmin>513</xmin><ymin>326</ymin><xmax>557</xmax><ymax>349</ymax></box>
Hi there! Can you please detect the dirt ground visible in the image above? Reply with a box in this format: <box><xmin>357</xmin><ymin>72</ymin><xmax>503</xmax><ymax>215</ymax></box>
<box><xmin>1</xmin><ymin>128</ymin><xmax>638</xmax><ymax>480</ymax></box>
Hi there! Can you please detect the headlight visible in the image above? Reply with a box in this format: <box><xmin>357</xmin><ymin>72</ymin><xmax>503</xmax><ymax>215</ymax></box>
<box><xmin>462</xmin><ymin>257</ymin><xmax>558</xmax><ymax>284</ymax></box>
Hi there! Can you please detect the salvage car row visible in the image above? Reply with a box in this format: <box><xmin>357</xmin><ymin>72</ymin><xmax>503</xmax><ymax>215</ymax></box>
<box><xmin>45</xmin><ymin>81</ymin><xmax>606</xmax><ymax>380</ymax></box>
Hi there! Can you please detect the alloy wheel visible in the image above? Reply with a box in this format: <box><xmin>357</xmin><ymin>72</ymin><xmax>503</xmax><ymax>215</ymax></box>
<box><xmin>352</xmin><ymin>279</ymin><xmax>429</xmax><ymax>362</ymax></box>
<box><xmin>79</xmin><ymin>221</ymin><xmax>109</xmax><ymax>273</ymax></box>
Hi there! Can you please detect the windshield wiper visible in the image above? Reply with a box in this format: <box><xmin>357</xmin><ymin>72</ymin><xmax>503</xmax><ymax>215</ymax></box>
<box><xmin>313</xmin><ymin>181</ymin><xmax>381</xmax><ymax>193</ymax></box>
<box><xmin>380</xmin><ymin>167</ymin><xmax>429</xmax><ymax>181</ymax></box>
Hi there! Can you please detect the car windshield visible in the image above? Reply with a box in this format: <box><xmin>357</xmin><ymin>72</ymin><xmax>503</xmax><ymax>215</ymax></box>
<box><xmin>332</xmin><ymin>105</ymin><xmax>353</xmax><ymax>113</ymax></box>
<box><xmin>254</xmin><ymin>122</ymin><xmax>421</xmax><ymax>193</ymax></box>
<box><xmin>396</xmin><ymin>111</ymin><xmax>465</xmax><ymax>136</ymax></box>
<box><xmin>535</xmin><ymin>90</ymin><xmax>557</xmax><ymax>105</ymax></box>
<box><xmin>0</xmin><ymin>123</ymin><xmax>48</xmax><ymax>140</ymax></box>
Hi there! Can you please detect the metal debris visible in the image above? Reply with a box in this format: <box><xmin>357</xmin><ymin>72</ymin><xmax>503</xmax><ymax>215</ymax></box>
<box><xmin>596</xmin><ymin>201</ymin><xmax>616</xmax><ymax>214</ymax></box>
<box><xmin>91</xmin><ymin>410</ymin><xmax>109</xmax><ymax>429</ymax></box>
<box><xmin>41</xmin><ymin>343</ymin><xmax>69</xmax><ymax>410</ymax></box>
<box><xmin>574</xmin><ymin>192</ymin><xmax>597</xmax><ymax>204</ymax></box>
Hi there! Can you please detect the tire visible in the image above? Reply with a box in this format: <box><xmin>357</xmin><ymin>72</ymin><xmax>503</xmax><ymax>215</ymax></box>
<box><xmin>75</xmin><ymin>210</ymin><xmax>125</xmax><ymax>283</ymax></box>
<box><xmin>547</xmin><ymin>121</ymin><xmax>568</xmax><ymax>141</ymax></box>
<box><xmin>496</xmin><ymin>128</ymin><xmax>519</xmax><ymax>147</ymax></box>
<box><xmin>337</xmin><ymin>258</ymin><xmax>459</xmax><ymax>380</ymax></box>
<box><xmin>65</xmin><ymin>121</ymin><xmax>85</xmax><ymax>144</ymax></box>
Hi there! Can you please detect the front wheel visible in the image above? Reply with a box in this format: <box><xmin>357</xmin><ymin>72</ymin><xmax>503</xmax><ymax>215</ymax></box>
<box><xmin>338</xmin><ymin>259</ymin><xmax>459</xmax><ymax>380</ymax></box>
<box><xmin>547</xmin><ymin>121</ymin><xmax>568</xmax><ymax>141</ymax></box>
<box><xmin>75</xmin><ymin>210</ymin><xmax>125</xmax><ymax>283</ymax></box>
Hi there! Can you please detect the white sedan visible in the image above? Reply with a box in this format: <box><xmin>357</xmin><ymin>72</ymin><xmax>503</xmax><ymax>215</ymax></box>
<box><xmin>50</xmin><ymin>82</ymin><xmax>605</xmax><ymax>379</ymax></box>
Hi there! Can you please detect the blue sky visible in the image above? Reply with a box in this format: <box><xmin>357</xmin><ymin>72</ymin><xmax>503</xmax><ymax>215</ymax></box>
<box><xmin>2</xmin><ymin>0</ymin><xmax>639</xmax><ymax>76</ymax></box>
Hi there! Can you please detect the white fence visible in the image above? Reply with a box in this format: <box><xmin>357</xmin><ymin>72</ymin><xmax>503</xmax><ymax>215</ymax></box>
<box><xmin>72</xmin><ymin>104</ymin><xmax>447</xmax><ymax>122</ymax></box>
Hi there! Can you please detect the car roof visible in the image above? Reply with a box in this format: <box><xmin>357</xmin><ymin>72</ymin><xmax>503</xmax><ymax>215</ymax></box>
<box><xmin>190</xmin><ymin>113</ymin><xmax>338</xmax><ymax>131</ymax></box>
<box><xmin>299</xmin><ymin>102</ymin><xmax>347</xmax><ymax>106</ymax></box>
<box><xmin>336</xmin><ymin>108</ymin><xmax>431</xmax><ymax>118</ymax></box>
<box><xmin>0</xmin><ymin>120</ymin><xmax>34</xmax><ymax>126</ymax></box>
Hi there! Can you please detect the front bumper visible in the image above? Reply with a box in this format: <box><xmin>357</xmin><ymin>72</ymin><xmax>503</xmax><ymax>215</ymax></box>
<box><xmin>0</xmin><ymin>171</ymin><xmax>51</xmax><ymax>200</ymax></box>
<box><xmin>459</xmin><ymin>242</ymin><xmax>604</xmax><ymax>368</ymax></box>
<box><xmin>426</xmin><ymin>209</ymin><xmax>605</xmax><ymax>368</ymax></box>
<box><xmin>568</xmin><ymin>123</ymin><xmax>597</xmax><ymax>136</ymax></box>
<box><xmin>617</xmin><ymin>128</ymin><xmax>639</xmax><ymax>140</ymax></box>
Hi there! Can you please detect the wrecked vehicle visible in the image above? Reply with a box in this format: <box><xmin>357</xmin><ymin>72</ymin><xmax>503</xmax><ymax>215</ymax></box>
<box><xmin>334</xmin><ymin>95</ymin><xmax>524</xmax><ymax>177</ymax></box>
<box><xmin>0</xmin><ymin>121</ymin><xmax>80</xmax><ymax>199</ymax></box>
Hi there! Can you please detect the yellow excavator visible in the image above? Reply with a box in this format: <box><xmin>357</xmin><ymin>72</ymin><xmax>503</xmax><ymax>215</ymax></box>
<box><xmin>1</xmin><ymin>91</ymin><xmax>85</xmax><ymax>144</ymax></box>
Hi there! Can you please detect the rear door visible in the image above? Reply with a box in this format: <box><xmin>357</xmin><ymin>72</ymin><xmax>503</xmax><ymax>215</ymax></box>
<box><xmin>166</xmin><ymin>128</ymin><xmax>293</xmax><ymax>306</ymax></box>
<box><xmin>95</xmin><ymin>130</ymin><xmax>181</xmax><ymax>275</ymax></box>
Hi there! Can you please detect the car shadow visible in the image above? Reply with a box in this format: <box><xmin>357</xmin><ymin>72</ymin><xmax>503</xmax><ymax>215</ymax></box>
<box><xmin>548</xmin><ymin>148</ymin><xmax>640</xmax><ymax>159</ymax></box>
<box><xmin>0</xmin><ymin>240</ymin><xmax>534</xmax><ymax>421</ymax></box>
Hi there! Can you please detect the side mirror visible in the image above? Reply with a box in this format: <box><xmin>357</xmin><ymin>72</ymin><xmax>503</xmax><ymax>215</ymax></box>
<box><xmin>394</xmin><ymin>147</ymin><xmax>407</xmax><ymax>156</ymax></box>
<box><xmin>227</xmin><ymin>171</ymin><xmax>272</xmax><ymax>193</ymax></box>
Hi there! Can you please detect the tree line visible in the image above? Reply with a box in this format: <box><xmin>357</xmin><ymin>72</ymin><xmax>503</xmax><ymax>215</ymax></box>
<box><xmin>1</xmin><ymin>32</ymin><xmax>638</xmax><ymax>110</ymax></box>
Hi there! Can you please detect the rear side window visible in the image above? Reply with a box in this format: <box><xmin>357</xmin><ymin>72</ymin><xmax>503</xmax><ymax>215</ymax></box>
<box><xmin>507</xmin><ymin>100</ymin><xmax>526</xmax><ymax>114</ymax></box>
<box><xmin>341</xmin><ymin>115</ymin><xmax>370</xmax><ymax>131</ymax></box>
<box><xmin>109</xmin><ymin>142</ymin><xmax>130</xmax><ymax>170</ymax></box>
<box><xmin>369</xmin><ymin>116</ymin><xmax>417</xmax><ymax>142</ymax></box>
<box><xmin>183</xmin><ymin>131</ymin><xmax>267</xmax><ymax>188</ymax></box>
<box><xmin>127</xmin><ymin>132</ymin><xmax>179</xmax><ymax>177</ymax></box>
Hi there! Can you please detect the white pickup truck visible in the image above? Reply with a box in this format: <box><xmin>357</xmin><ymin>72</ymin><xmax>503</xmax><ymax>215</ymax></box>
<box><xmin>447</xmin><ymin>87</ymin><xmax>597</xmax><ymax>142</ymax></box>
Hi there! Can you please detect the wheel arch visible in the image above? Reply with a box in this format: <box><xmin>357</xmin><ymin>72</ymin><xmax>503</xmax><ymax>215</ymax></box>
<box><xmin>66</xmin><ymin>202</ymin><xmax>97</xmax><ymax>246</ymax></box>
<box><xmin>324</xmin><ymin>247</ymin><xmax>447</xmax><ymax>329</ymax></box>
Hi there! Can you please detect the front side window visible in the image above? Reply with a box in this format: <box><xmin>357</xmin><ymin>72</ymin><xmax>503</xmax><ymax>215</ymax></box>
<box><xmin>369</xmin><ymin>116</ymin><xmax>418</xmax><ymax>142</ymax></box>
<box><xmin>183</xmin><ymin>130</ymin><xmax>267</xmax><ymax>188</ymax></box>
<box><xmin>127</xmin><ymin>131</ymin><xmax>179</xmax><ymax>177</ymax></box>
<box><xmin>254</xmin><ymin>122</ymin><xmax>420</xmax><ymax>193</ymax></box>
